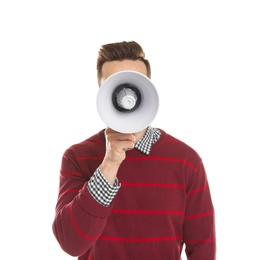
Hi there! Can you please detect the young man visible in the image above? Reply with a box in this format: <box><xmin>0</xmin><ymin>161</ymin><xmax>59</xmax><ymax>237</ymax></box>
<box><xmin>52</xmin><ymin>41</ymin><xmax>216</xmax><ymax>259</ymax></box>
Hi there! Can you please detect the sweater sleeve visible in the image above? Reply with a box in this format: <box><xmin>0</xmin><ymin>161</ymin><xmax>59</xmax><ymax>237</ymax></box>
<box><xmin>52</xmin><ymin>149</ymin><xmax>113</xmax><ymax>257</ymax></box>
<box><xmin>183</xmin><ymin>160</ymin><xmax>216</xmax><ymax>260</ymax></box>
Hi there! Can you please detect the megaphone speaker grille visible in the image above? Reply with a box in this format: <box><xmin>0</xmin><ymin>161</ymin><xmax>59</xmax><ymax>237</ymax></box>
<box><xmin>96</xmin><ymin>70</ymin><xmax>159</xmax><ymax>133</ymax></box>
<box><xmin>112</xmin><ymin>84</ymin><xmax>141</xmax><ymax>112</ymax></box>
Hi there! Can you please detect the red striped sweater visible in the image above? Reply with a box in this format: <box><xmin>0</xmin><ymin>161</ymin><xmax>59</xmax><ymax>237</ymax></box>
<box><xmin>52</xmin><ymin>129</ymin><xmax>216</xmax><ymax>259</ymax></box>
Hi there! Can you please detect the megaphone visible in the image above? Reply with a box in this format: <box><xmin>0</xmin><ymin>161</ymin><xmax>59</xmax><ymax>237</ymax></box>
<box><xmin>96</xmin><ymin>70</ymin><xmax>159</xmax><ymax>133</ymax></box>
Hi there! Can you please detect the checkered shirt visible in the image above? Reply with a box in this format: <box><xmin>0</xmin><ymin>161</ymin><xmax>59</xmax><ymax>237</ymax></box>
<box><xmin>134</xmin><ymin>126</ymin><xmax>161</xmax><ymax>155</ymax></box>
<box><xmin>87</xmin><ymin>127</ymin><xmax>161</xmax><ymax>207</ymax></box>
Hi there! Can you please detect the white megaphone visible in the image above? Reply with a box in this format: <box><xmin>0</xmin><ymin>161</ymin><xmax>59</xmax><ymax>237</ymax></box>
<box><xmin>96</xmin><ymin>70</ymin><xmax>159</xmax><ymax>133</ymax></box>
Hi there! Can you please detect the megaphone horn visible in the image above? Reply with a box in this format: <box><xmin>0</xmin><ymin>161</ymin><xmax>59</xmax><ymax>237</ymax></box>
<box><xmin>96</xmin><ymin>70</ymin><xmax>159</xmax><ymax>134</ymax></box>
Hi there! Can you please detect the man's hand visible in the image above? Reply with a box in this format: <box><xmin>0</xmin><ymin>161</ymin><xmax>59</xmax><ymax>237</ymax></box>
<box><xmin>100</xmin><ymin>128</ymin><xmax>136</xmax><ymax>185</ymax></box>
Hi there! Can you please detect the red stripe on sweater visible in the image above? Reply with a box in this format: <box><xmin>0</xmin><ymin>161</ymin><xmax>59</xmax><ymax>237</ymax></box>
<box><xmin>68</xmin><ymin>203</ymin><xmax>96</xmax><ymax>241</ymax></box>
<box><xmin>112</xmin><ymin>209</ymin><xmax>184</xmax><ymax>215</ymax></box>
<box><xmin>99</xmin><ymin>235</ymin><xmax>182</xmax><ymax>242</ymax></box>
<box><xmin>165</xmin><ymin>138</ymin><xmax>182</xmax><ymax>143</ymax></box>
<box><xmin>60</xmin><ymin>171</ymin><xmax>82</xmax><ymax>178</ymax></box>
<box><xmin>185</xmin><ymin>237</ymin><xmax>216</xmax><ymax>244</ymax></box>
<box><xmin>185</xmin><ymin>210</ymin><xmax>214</xmax><ymax>219</ymax></box>
<box><xmin>65</xmin><ymin>189</ymin><xmax>79</xmax><ymax>194</ymax></box>
<box><xmin>120</xmin><ymin>182</ymin><xmax>186</xmax><ymax>189</ymax></box>
<box><xmin>187</xmin><ymin>184</ymin><xmax>208</xmax><ymax>196</ymax></box>
<box><xmin>126</xmin><ymin>157</ymin><xmax>197</xmax><ymax>171</ymax></box>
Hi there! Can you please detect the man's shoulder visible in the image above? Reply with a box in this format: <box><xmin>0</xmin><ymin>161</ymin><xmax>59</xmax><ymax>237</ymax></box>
<box><xmin>158</xmin><ymin>129</ymin><xmax>202</xmax><ymax>161</ymax></box>
<box><xmin>64</xmin><ymin>129</ymin><xmax>105</xmax><ymax>156</ymax></box>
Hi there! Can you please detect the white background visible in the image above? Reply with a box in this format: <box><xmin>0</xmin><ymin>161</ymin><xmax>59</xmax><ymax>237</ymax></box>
<box><xmin>1</xmin><ymin>1</ymin><xmax>262</xmax><ymax>259</ymax></box>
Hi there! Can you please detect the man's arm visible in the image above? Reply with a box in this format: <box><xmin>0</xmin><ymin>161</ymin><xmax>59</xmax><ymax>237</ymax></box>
<box><xmin>183</xmin><ymin>161</ymin><xmax>216</xmax><ymax>260</ymax></box>
<box><xmin>52</xmin><ymin>149</ymin><xmax>113</xmax><ymax>256</ymax></box>
<box><xmin>52</xmin><ymin>128</ymin><xmax>136</xmax><ymax>256</ymax></box>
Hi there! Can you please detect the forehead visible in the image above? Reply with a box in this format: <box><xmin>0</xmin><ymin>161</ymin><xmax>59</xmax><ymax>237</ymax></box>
<box><xmin>101</xmin><ymin>60</ymin><xmax>147</xmax><ymax>81</ymax></box>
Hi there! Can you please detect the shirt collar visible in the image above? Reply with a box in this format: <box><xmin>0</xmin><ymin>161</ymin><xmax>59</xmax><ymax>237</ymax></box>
<box><xmin>135</xmin><ymin>126</ymin><xmax>161</xmax><ymax>155</ymax></box>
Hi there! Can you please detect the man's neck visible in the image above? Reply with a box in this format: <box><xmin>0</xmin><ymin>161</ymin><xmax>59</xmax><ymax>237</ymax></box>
<box><xmin>134</xmin><ymin>128</ymin><xmax>148</xmax><ymax>143</ymax></box>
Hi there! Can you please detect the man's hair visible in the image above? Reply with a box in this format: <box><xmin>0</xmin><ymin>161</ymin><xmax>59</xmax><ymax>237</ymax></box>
<box><xmin>96</xmin><ymin>41</ymin><xmax>151</xmax><ymax>85</ymax></box>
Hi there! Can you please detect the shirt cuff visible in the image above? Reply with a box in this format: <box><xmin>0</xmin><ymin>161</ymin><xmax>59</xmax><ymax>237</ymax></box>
<box><xmin>87</xmin><ymin>167</ymin><xmax>121</xmax><ymax>207</ymax></box>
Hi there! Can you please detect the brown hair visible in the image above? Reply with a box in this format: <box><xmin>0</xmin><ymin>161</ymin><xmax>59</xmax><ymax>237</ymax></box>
<box><xmin>96</xmin><ymin>41</ymin><xmax>151</xmax><ymax>85</ymax></box>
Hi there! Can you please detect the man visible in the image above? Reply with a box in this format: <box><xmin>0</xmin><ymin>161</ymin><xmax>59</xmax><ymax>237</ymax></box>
<box><xmin>52</xmin><ymin>41</ymin><xmax>216</xmax><ymax>259</ymax></box>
